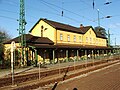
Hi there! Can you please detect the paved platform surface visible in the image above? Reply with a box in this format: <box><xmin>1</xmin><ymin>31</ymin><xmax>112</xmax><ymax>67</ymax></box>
<box><xmin>52</xmin><ymin>62</ymin><xmax>120</xmax><ymax>90</ymax></box>
<box><xmin>0</xmin><ymin>59</ymin><xmax>119</xmax><ymax>90</ymax></box>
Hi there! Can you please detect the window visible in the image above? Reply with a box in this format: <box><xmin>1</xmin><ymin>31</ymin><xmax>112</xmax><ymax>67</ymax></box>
<box><xmin>90</xmin><ymin>37</ymin><xmax>92</xmax><ymax>43</ymax></box>
<box><xmin>93</xmin><ymin>38</ymin><xmax>95</xmax><ymax>44</ymax></box>
<box><xmin>74</xmin><ymin>35</ymin><xmax>76</xmax><ymax>42</ymax></box>
<box><xmin>86</xmin><ymin>37</ymin><xmax>88</xmax><ymax>43</ymax></box>
<box><xmin>60</xmin><ymin>33</ymin><xmax>63</xmax><ymax>41</ymax></box>
<box><xmin>99</xmin><ymin>40</ymin><xmax>101</xmax><ymax>45</ymax></box>
<box><xmin>90</xmin><ymin>31</ymin><xmax>91</xmax><ymax>34</ymax></box>
<box><xmin>96</xmin><ymin>39</ymin><xmax>98</xmax><ymax>44</ymax></box>
<box><xmin>67</xmin><ymin>35</ymin><xmax>70</xmax><ymax>42</ymax></box>
<box><xmin>79</xmin><ymin>36</ymin><xmax>81</xmax><ymax>42</ymax></box>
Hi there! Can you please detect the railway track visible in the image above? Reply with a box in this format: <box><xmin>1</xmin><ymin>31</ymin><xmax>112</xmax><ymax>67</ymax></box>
<box><xmin>0</xmin><ymin>56</ymin><xmax>120</xmax><ymax>90</ymax></box>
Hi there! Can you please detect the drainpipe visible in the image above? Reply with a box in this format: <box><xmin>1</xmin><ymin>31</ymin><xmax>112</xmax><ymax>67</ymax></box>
<box><xmin>56</xmin><ymin>30</ymin><xmax>57</xmax><ymax>44</ymax></box>
<box><xmin>85</xmin><ymin>50</ymin><xmax>87</xmax><ymax>67</ymax></box>
<box><xmin>66</xmin><ymin>50</ymin><xmax>68</xmax><ymax>62</ymax></box>
<box><xmin>85</xmin><ymin>50</ymin><xmax>87</xmax><ymax>60</ymax></box>
<box><xmin>77</xmin><ymin>49</ymin><xmax>79</xmax><ymax>61</ymax></box>
<box><xmin>97</xmin><ymin>50</ymin><xmax>100</xmax><ymax>59</ymax></box>
<box><xmin>102</xmin><ymin>50</ymin><xmax>104</xmax><ymax>58</ymax></box>
<box><xmin>29</xmin><ymin>45</ymin><xmax>38</xmax><ymax>66</ymax></box>
<box><xmin>34</xmin><ymin>49</ymin><xmax>38</xmax><ymax>67</ymax></box>
<box><xmin>53</xmin><ymin>50</ymin><xmax>55</xmax><ymax>64</ymax></box>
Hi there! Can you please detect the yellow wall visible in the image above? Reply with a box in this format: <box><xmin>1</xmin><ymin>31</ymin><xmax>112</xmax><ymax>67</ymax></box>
<box><xmin>4</xmin><ymin>43</ymin><xmax>20</xmax><ymax>51</ymax></box>
<box><xmin>30</xmin><ymin>20</ymin><xmax>107</xmax><ymax>47</ymax></box>
<box><xmin>4</xmin><ymin>43</ymin><xmax>21</xmax><ymax>60</ymax></box>
<box><xmin>56</xmin><ymin>27</ymin><xmax>107</xmax><ymax>47</ymax></box>
<box><xmin>83</xmin><ymin>28</ymin><xmax>96</xmax><ymax>45</ymax></box>
<box><xmin>56</xmin><ymin>30</ymin><xmax>83</xmax><ymax>45</ymax></box>
<box><xmin>96</xmin><ymin>38</ymin><xmax>107</xmax><ymax>46</ymax></box>
<box><xmin>30</xmin><ymin>20</ymin><xmax>56</xmax><ymax>43</ymax></box>
<box><xmin>82</xmin><ymin>28</ymin><xmax>106</xmax><ymax>46</ymax></box>
<box><xmin>4</xmin><ymin>43</ymin><xmax>34</xmax><ymax>65</ymax></box>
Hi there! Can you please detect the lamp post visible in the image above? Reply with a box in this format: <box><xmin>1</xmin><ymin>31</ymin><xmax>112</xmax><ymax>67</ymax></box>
<box><xmin>97</xmin><ymin>9</ymin><xmax>100</xmax><ymax>27</ymax></box>
<box><xmin>97</xmin><ymin>9</ymin><xmax>112</xmax><ymax>27</ymax></box>
<box><xmin>107</xmin><ymin>29</ymin><xmax>113</xmax><ymax>47</ymax></box>
<box><xmin>115</xmin><ymin>37</ymin><xmax>116</xmax><ymax>46</ymax></box>
<box><xmin>108</xmin><ymin>29</ymin><xmax>110</xmax><ymax>47</ymax></box>
<box><xmin>11</xmin><ymin>41</ymin><xmax>16</xmax><ymax>86</ymax></box>
<box><xmin>41</xmin><ymin>25</ymin><xmax>47</xmax><ymax>37</ymax></box>
<box><xmin>39</xmin><ymin>62</ymin><xmax>41</xmax><ymax>80</ymax></box>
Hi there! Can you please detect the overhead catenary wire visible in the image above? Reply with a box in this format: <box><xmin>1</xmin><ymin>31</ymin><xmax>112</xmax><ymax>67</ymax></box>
<box><xmin>0</xmin><ymin>2</ymin><xmax>79</xmax><ymax>25</ymax></box>
<box><xmin>1</xmin><ymin>0</ymin><xmax>99</xmax><ymax>27</ymax></box>
<box><xmin>0</xmin><ymin>15</ymin><xmax>17</xmax><ymax>21</ymax></box>
<box><xmin>40</xmin><ymin>0</ymin><xmax>109</xmax><ymax>28</ymax></box>
<box><xmin>1</xmin><ymin>0</ymin><xmax>119</xmax><ymax>32</ymax></box>
<box><xmin>0</xmin><ymin>0</ymin><xmax>119</xmax><ymax>45</ymax></box>
<box><xmin>40</xmin><ymin>0</ymin><xmax>94</xmax><ymax>22</ymax></box>
<box><xmin>26</xmin><ymin>3</ymin><xmax>80</xmax><ymax>23</ymax></box>
<box><xmin>0</xmin><ymin>0</ymin><xmax>101</xmax><ymax>28</ymax></box>
<box><xmin>0</xmin><ymin>9</ymin><xmax>19</xmax><ymax>14</ymax></box>
<box><xmin>39</xmin><ymin>0</ymin><xmax>60</xmax><ymax>13</ymax></box>
<box><xmin>79</xmin><ymin>0</ymin><xmax>115</xmax><ymax>28</ymax></box>
<box><xmin>93</xmin><ymin>0</ymin><xmax>95</xmax><ymax>9</ymax></box>
<box><xmin>3</xmin><ymin>0</ymin><xmax>19</xmax><ymax>7</ymax></box>
<box><xmin>61</xmin><ymin>1</ymin><xmax>64</xmax><ymax>17</ymax></box>
<box><xmin>35</xmin><ymin>0</ymin><xmax>83</xmax><ymax>23</ymax></box>
<box><xmin>0</xmin><ymin>0</ymin><xmax>105</xmax><ymax>30</ymax></box>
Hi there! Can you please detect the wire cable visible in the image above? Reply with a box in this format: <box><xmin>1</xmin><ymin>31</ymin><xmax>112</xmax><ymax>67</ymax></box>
<box><xmin>40</xmin><ymin>0</ymin><xmax>94</xmax><ymax>22</ymax></box>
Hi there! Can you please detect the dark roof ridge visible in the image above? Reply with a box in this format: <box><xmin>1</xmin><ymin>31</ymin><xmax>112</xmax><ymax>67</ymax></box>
<box><xmin>29</xmin><ymin>18</ymin><xmax>106</xmax><ymax>39</ymax></box>
<box><xmin>80</xmin><ymin>25</ymin><xmax>93</xmax><ymax>34</ymax></box>
<box><xmin>41</xmin><ymin>18</ymin><xmax>84</xmax><ymax>34</ymax></box>
<box><xmin>3</xmin><ymin>34</ymin><xmax>54</xmax><ymax>45</ymax></box>
<box><xmin>29</xmin><ymin>18</ymin><xmax>93</xmax><ymax>34</ymax></box>
<box><xmin>42</xmin><ymin>18</ymin><xmax>78</xmax><ymax>28</ymax></box>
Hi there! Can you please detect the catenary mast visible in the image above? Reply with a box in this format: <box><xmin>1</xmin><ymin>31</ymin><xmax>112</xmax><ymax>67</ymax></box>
<box><xmin>18</xmin><ymin>0</ymin><xmax>26</xmax><ymax>66</ymax></box>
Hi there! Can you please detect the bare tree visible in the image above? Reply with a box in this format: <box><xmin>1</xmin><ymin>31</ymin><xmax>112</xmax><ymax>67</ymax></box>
<box><xmin>94</xmin><ymin>26</ymin><xmax>107</xmax><ymax>37</ymax></box>
<box><xmin>0</xmin><ymin>27</ymin><xmax>11</xmax><ymax>68</ymax></box>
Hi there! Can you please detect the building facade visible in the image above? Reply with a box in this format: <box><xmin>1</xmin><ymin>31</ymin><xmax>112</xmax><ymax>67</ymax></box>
<box><xmin>30</xmin><ymin>18</ymin><xmax>107</xmax><ymax>47</ymax></box>
<box><xmin>4</xmin><ymin>18</ymin><xmax>112</xmax><ymax>66</ymax></box>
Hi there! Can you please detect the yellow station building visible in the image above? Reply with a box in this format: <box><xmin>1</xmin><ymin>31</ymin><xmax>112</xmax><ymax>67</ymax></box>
<box><xmin>4</xmin><ymin>18</ymin><xmax>112</xmax><ymax>66</ymax></box>
<box><xmin>30</xmin><ymin>18</ymin><xmax>107</xmax><ymax>47</ymax></box>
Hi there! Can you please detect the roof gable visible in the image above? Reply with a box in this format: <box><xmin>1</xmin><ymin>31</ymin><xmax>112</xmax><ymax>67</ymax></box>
<box><xmin>29</xmin><ymin>18</ymin><xmax>107</xmax><ymax>39</ymax></box>
<box><xmin>95</xmin><ymin>31</ymin><xmax>107</xmax><ymax>39</ymax></box>
<box><xmin>29</xmin><ymin>18</ymin><xmax>84</xmax><ymax>34</ymax></box>
<box><xmin>80</xmin><ymin>26</ymin><xmax>94</xmax><ymax>34</ymax></box>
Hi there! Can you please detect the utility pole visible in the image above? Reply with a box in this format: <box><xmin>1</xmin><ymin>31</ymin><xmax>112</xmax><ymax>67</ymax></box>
<box><xmin>11</xmin><ymin>41</ymin><xmax>16</xmax><ymax>85</ymax></box>
<box><xmin>18</xmin><ymin>0</ymin><xmax>26</xmax><ymax>66</ymax></box>
<box><xmin>97</xmin><ymin>9</ymin><xmax>100</xmax><ymax>27</ymax></box>
<box><xmin>115</xmin><ymin>37</ymin><xmax>116</xmax><ymax>46</ymax></box>
<box><xmin>108</xmin><ymin>29</ymin><xmax>113</xmax><ymax>47</ymax></box>
<box><xmin>108</xmin><ymin>29</ymin><xmax>110</xmax><ymax>47</ymax></box>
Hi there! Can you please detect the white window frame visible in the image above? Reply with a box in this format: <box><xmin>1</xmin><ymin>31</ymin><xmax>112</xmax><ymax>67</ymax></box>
<box><xmin>74</xmin><ymin>35</ymin><xmax>76</xmax><ymax>42</ymax></box>
<box><xmin>79</xmin><ymin>36</ymin><xmax>82</xmax><ymax>43</ymax></box>
<box><xmin>60</xmin><ymin>33</ymin><xmax>63</xmax><ymax>41</ymax></box>
<box><xmin>67</xmin><ymin>35</ymin><xmax>70</xmax><ymax>42</ymax></box>
<box><xmin>86</xmin><ymin>37</ymin><xmax>88</xmax><ymax>43</ymax></box>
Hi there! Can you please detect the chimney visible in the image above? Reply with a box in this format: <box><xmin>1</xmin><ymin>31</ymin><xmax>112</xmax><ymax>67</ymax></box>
<box><xmin>80</xmin><ymin>24</ymin><xmax>84</xmax><ymax>28</ymax></box>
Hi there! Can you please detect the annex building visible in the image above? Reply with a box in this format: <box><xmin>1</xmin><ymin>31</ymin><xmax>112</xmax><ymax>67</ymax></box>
<box><xmin>4</xmin><ymin>18</ymin><xmax>112</xmax><ymax>66</ymax></box>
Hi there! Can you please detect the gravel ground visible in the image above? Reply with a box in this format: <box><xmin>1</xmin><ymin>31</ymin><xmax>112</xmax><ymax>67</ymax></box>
<box><xmin>47</xmin><ymin>62</ymin><xmax>120</xmax><ymax>90</ymax></box>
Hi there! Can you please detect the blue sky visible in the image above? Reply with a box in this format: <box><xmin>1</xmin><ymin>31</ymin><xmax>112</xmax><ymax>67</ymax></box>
<box><xmin>0</xmin><ymin>0</ymin><xmax>120</xmax><ymax>45</ymax></box>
